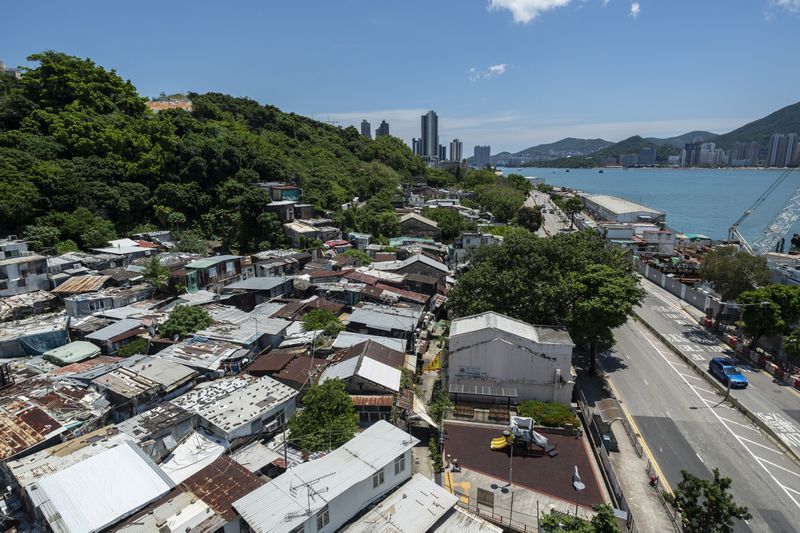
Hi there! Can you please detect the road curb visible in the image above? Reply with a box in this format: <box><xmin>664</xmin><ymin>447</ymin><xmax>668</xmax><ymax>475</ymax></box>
<box><xmin>632</xmin><ymin>310</ymin><xmax>800</xmax><ymax>467</ymax></box>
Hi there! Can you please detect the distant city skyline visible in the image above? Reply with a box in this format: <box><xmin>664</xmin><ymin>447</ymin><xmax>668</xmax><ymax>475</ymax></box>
<box><xmin>2</xmin><ymin>1</ymin><xmax>799</xmax><ymax>153</ymax></box>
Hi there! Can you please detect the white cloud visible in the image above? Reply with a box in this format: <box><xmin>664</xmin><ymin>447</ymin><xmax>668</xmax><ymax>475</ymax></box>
<box><xmin>469</xmin><ymin>63</ymin><xmax>510</xmax><ymax>81</ymax></box>
<box><xmin>488</xmin><ymin>0</ymin><xmax>573</xmax><ymax>23</ymax></box>
<box><xmin>629</xmin><ymin>1</ymin><xmax>640</xmax><ymax>18</ymax></box>
<box><xmin>770</xmin><ymin>0</ymin><xmax>800</xmax><ymax>12</ymax></box>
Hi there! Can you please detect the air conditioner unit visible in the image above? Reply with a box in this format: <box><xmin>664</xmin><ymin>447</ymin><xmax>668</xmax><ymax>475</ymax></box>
<box><xmin>265</xmin><ymin>419</ymin><xmax>279</xmax><ymax>433</ymax></box>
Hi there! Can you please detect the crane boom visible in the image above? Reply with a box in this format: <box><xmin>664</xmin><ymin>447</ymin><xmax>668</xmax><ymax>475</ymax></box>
<box><xmin>728</xmin><ymin>167</ymin><xmax>797</xmax><ymax>252</ymax></box>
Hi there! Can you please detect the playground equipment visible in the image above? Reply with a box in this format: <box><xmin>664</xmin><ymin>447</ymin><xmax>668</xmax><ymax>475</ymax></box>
<box><xmin>489</xmin><ymin>416</ymin><xmax>558</xmax><ymax>457</ymax></box>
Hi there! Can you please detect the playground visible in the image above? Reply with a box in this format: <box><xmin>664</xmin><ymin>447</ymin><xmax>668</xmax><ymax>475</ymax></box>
<box><xmin>443</xmin><ymin>420</ymin><xmax>605</xmax><ymax>508</ymax></box>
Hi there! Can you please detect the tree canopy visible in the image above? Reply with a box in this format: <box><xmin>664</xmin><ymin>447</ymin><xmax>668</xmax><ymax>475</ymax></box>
<box><xmin>738</xmin><ymin>284</ymin><xmax>800</xmax><ymax>348</ymax></box>
<box><xmin>422</xmin><ymin>207</ymin><xmax>477</xmax><ymax>242</ymax></box>
<box><xmin>699</xmin><ymin>246</ymin><xmax>770</xmax><ymax>302</ymax></box>
<box><xmin>665</xmin><ymin>469</ymin><xmax>751</xmax><ymax>533</ymax></box>
<box><xmin>159</xmin><ymin>305</ymin><xmax>214</xmax><ymax>339</ymax></box>
<box><xmin>0</xmin><ymin>51</ymin><xmax>425</xmax><ymax>254</ymax></box>
<box><xmin>288</xmin><ymin>380</ymin><xmax>359</xmax><ymax>452</ymax></box>
<box><xmin>301</xmin><ymin>308</ymin><xmax>344</xmax><ymax>336</ymax></box>
<box><xmin>539</xmin><ymin>504</ymin><xmax>620</xmax><ymax>532</ymax></box>
<box><xmin>448</xmin><ymin>230</ymin><xmax>643</xmax><ymax>371</ymax></box>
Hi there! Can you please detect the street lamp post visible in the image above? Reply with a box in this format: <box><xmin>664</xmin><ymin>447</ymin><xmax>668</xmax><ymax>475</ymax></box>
<box><xmin>572</xmin><ymin>465</ymin><xmax>585</xmax><ymax>517</ymax></box>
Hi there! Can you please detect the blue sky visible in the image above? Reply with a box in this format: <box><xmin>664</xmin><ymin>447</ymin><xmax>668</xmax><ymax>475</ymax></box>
<box><xmin>2</xmin><ymin>0</ymin><xmax>800</xmax><ymax>153</ymax></box>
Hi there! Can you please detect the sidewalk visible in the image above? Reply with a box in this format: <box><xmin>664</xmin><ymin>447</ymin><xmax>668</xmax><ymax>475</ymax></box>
<box><xmin>577</xmin><ymin>365</ymin><xmax>675</xmax><ymax>533</ymax></box>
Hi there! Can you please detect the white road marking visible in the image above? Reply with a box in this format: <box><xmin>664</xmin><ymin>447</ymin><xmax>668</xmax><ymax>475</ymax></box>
<box><xmin>737</xmin><ymin>435</ymin><xmax>782</xmax><ymax>455</ymax></box>
<box><xmin>696</xmin><ymin>452</ymin><xmax>704</xmax><ymax>463</ymax></box>
<box><xmin>688</xmin><ymin>383</ymin><xmax>718</xmax><ymax>395</ymax></box>
<box><xmin>755</xmin><ymin>456</ymin><xmax>800</xmax><ymax>478</ymax></box>
<box><xmin>720</xmin><ymin>417</ymin><xmax>762</xmax><ymax>433</ymax></box>
<box><xmin>678</xmin><ymin>372</ymin><xmax>702</xmax><ymax>380</ymax></box>
<box><xmin>640</xmin><ymin>329</ymin><xmax>800</xmax><ymax>510</ymax></box>
<box><xmin>643</xmin><ymin>379</ymin><xmax>649</xmax><ymax>386</ymax></box>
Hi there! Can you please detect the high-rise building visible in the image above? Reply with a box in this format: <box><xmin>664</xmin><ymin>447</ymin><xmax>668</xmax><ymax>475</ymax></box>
<box><xmin>376</xmin><ymin>120</ymin><xmax>390</xmax><ymax>137</ymax></box>
<box><xmin>360</xmin><ymin>119</ymin><xmax>371</xmax><ymax>139</ymax></box>
<box><xmin>699</xmin><ymin>142</ymin><xmax>717</xmax><ymax>166</ymax></box>
<box><xmin>412</xmin><ymin>138</ymin><xmax>422</xmax><ymax>156</ymax></box>
<box><xmin>439</xmin><ymin>145</ymin><xmax>447</xmax><ymax>162</ymax></box>
<box><xmin>682</xmin><ymin>142</ymin><xmax>701</xmax><ymax>167</ymax></box>
<box><xmin>450</xmin><ymin>139</ymin><xmax>463</xmax><ymax>162</ymax></box>
<box><xmin>638</xmin><ymin>147</ymin><xmax>656</xmax><ymax>167</ymax></box>
<box><xmin>785</xmin><ymin>133</ymin><xmax>798</xmax><ymax>167</ymax></box>
<box><xmin>730</xmin><ymin>141</ymin><xmax>759</xmax><ymax>166</ymax></box>
<box><xmin>767</xmin><ymin>134</ymin><xmax>786</xmax><ymax>167</ymax></box>
<box><xmin>473</xmin><ymin>145</ymin><xmax>491</xmax><ymax>167</ymax></box>
<box><xmin>420</xmin><ymin>111</ymin><xmax>439</xmax><ymax>159</ymax></box>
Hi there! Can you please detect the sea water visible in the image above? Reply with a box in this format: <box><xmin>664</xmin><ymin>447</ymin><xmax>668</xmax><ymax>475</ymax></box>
<box><xmin>500</xmin><ymin>167</ymin><xmax>800</xmax><ymax>242</ymax></box>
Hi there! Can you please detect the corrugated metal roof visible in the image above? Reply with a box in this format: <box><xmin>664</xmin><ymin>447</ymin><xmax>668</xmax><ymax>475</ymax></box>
<box><xmin>42</xmin><ymin>341</ymin><xmax>100</xmax><ymax>366</ymax></box>
<box><xmin>85</xmin><ymin>318</ymin><xmax>144</xmax><ymax>342</ymax></box>
<box><xmin>160</xmin><ymin>431</ymin><xmax>227</xmax><ymax>483</ymax></box>
<box><xmin>182</xmin><ymin>455</ymin><xmax>266</xmax><ymax>522</ymax></box>
<box><xmin>185</xmin><ymin>255</ymin><xmax>241</xmax><ymax>269</ymax></box>
<box><xmin>224</xmin><ymin>276</ymin><xmax>291</xmax><ymax>291</ymax></box>
<box><xmin>233</xmin><ymin>421</ymin><xmax>418</xmax><ymax>533</ymax></box>
<box><xmin>350</xmin><ymin>395</ymin><xmax>394</xmax><ymax>407</ymax></box>
<box><xmin>449</xmin><ymin>311</ymin><xmax>574</xmax><ymax>346</ymax></box>
<box><xmin>435</xmin><ymin>507</ymin><xmax>504</xmax><ymax>533</ymax></box>
<box><xmin>342</xmin><ymin>474</ymin><xmax>458</xmax><ymax>533</ymax></box>
<box><xmin>332</xmin><ymin>332</ymin><xmax>406</xmax><ymax>352</ymax></box>
<box><xmin>347</xmin><ymin>308</ymin><xmax>416</xmax><ymax>333</ymax></box>
<box><xmin>358</xmin><ymin>357</ymin><xmax>401</xmax><ymax>392</ymax></box>
<box><xmin>30</xmin><ymin>441</ymin><xmax>175</xmax><ymax>533</ymax></box>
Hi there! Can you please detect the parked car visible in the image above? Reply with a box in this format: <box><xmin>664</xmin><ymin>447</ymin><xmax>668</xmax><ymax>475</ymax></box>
<box><xmin>708</xmin><ymin>357</ymin><xmax>748</xmax><ymax>389</ymax></box>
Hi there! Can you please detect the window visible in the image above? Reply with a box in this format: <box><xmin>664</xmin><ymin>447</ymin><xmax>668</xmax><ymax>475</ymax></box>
<box><xmin>88</xmin><ymin>300</ymin><xmax>106</xmax><ymax>312</ymax></box>
<box><xmin>316</xmin><ymin>506</ymin><xmax>329</xmax><ymax>530</ymax></box>
<box><xmin>0</xmin><ymin>280</ymin><xmax>7</xmax><ymax>291</ymax></box>
<box><xmin>394</xmin><ymin>454</ymin><xmax>405</xmax><ymax>475</ymax></box>
<box><xmin>226</xmin><ymin>261</ymin><xmax>235</xmax><ymax>273</ymax></box>
<box><xmin>372</xmin><ymin>469</ymin><xmax>384</xmax><ymax>488</ymax></box>
<box><xmin>16</xmin><ymin>278</ymin><xmax>26</xmax><ymax>287</ymax></box>
<box><xmin>208</xmin><ymin>266</ymin><xmax>218</xmax><ymax>279</ymax></box>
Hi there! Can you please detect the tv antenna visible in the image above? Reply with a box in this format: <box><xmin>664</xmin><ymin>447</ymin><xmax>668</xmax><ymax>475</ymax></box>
<box><xmin>284</xmin><ymin>473</ymin><xmax>334</xmax><ymax>521</ymax></box>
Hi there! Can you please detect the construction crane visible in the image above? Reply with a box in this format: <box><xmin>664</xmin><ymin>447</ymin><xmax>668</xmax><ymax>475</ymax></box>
<box><xmin>728</xmin><ymin>167</ymin><xmax>799</xmax><ymax>255</ymax></box>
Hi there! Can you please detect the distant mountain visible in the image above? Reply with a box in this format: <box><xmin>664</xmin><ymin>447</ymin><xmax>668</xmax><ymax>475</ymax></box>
<box><xmin>478</xmin><ymin>137</ymin><xmax>612</xmax><ymax>165</ymax></box>
<box><xmin>591</xmin><ymin>135</ymin><xmax>680</xmax><ymax>161</ymax></box>
<box><xmin>515</xmin><ymin>137</ymin><xmax>612</xmax><ymax>156</ymax></box>
<box><xmin>709</xmin><ymin>101</ymin><xmax>800</xmax><ymax>157</ymax></box>
<box><xmin>645</xmin><ymin>131</ymin><xmax>716</xmax><ymax>148</ymax></box>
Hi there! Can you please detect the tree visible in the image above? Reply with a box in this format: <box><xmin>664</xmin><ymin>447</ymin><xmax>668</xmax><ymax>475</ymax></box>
<box><xmin>422</xmin><ymin>207</ymin><xmax>477</xmax><ymax>242</ymax></box>
<box><xmin>302</xmin><ymin>309</ymin><xmax>344</xmax><ymax>336</ymax></box>
<box><xmin>563</xmin><ymin>196</ymin><xmax>584</xmax><ymax>228</ymax></box>
<box><xmin>159</xmin><ymin>305</ymin><xmax>214</xmax><ymax>339</ymax></box>
<box><xmin>142</xmin><ymin>256</ymin><xmax>170</xmax><ymax>291</ymax></box>
<box><xmin>288</xmin><ymin>380</ymin><xmax>358</xmax><ymax>452</ymax></box>
<box><xmin>738</xmin><ymin>284</ymin><xmax>800</xmax><ymax>348</ymax></box>
<box><xmin>117</xmin><ymin>337</ymin><xmax>149</xmax><ymax>357</ymax></box>
<box><xmin>783</xmin><ymin>328</ymin><xmax>800</xmax><ymax>370</ymax></box>
<box><xmin>699</xmin><ymin>246</ymin><xmax>770</xmax><ymax>302</ymax></box>
<box><xmin>515</xmin><ymin>205</ymin><xmax>542</xmax><ymax>232</ymax></box>
<box><xmin>539</xmin><ymin>504</ymin><xmax>620</xmax><ymax>532</ymax></box>
<box><xmin>341</xmin><ymin>248</ymin><xmax>372</xmax><ymax>266</ymax></box>
<box><xmin>23</xmin><ymin>225</ymin><xmax>61</xmax><ymax>252</ymax></box>
<box><xmin>665</xmin><ymin>469</ymin><xmax>751</xmax><ymax>533</ymax></box>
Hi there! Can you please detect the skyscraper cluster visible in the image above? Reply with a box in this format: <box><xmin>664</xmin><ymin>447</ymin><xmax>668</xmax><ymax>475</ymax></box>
<box><xmin>473</xmin><ymin>145</ymin><xmax>491</xmax><ymax>168</ymax></box>
<box><xmin>767</xmin><ymin>133</ymin><xmax>799</xmax><ymax>168</ymax></box>
<box><xmin>410</xmin><ymin>110</ymin><xmax>465</xmax><ymax>165</ymax></box>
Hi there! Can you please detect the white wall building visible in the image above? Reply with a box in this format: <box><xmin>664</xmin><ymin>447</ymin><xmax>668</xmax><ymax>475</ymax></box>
<box><xmin>447</xmin><ymin>311</ymin><xmax>575</xmax><ymax>404</ymax></box>
<box><xmin>233</xmin><ymin>420</ymin><xmax>418</xmax><ymax>533</ymax></box>
<box><xmin>582</xmin><ymin>194</ymin><xmax>665</xmax><ymax>224</ymax></box>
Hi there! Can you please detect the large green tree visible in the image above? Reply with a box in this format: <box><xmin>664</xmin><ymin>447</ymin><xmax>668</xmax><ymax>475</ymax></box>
<box><xmin>422</xmin><ymin>207</ymin><xmax>477</xmax><ymax>242</ymax></box>
<box><xmin>159</xmin><ymin>305</ymin><xmax>214</xmax><ymax>339</ymax></box>
<box><xmin>448</xmin><ymin>230</ymin><xmax>643</xmax><ymax>372</ymax></box>
<box><xmin>302</xmin><ymin>309</ymin><xmax>344</xmax><ymax>336</ymax></box>
<box><xmin>515</xmin><ymin>205</ymin><xmax>543</xmax><ymax>232</ymax></box>
<box><xmin>738</xmin><ymin>284</ymin><xmax>800</xmax><ymax>348</ymax></box>
<box><xmin>665</xmin><ymin>469</ymin><xmax>751</xmax><ymax>533</ymax></box>
<box><xmin>699</xmin><ymin>246</ymin><xmax>770</xmax><ymax>302</ymax></box>
<box><xmin>288</xmin><ymin>380</ymin><xmax>359</xmax><ymax>452</ymax></box>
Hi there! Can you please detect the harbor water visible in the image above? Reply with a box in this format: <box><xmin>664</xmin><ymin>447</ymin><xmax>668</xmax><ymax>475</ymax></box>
<box><xmin>500</xmin><ymin>167</ymin><xmax>800</xmax><ymax>242</ymax></box>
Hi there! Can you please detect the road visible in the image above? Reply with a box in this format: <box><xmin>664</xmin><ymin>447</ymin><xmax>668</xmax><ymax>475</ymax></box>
<box><xmin>607</xmin><ymin>319</ymin><xmax>800</xmax><ymax>532</ymax></box>
<box><xmin>525</xmin><ymin>190</ymin><xmax>570</xmax><ymax>236</ymax></box>
<box><xmin>636</xmin><ymin>278</ymin><xmax>800</xmax><ymax>454</ymax></box>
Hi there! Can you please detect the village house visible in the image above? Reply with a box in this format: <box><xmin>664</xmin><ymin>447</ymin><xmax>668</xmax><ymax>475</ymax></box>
<box><xmin>398</xmin><ymin>213</ymin><xmax>442</xmax><ymax>239</ymax></box>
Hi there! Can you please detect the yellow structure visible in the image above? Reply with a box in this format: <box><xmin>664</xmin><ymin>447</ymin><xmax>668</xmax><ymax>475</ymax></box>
<box><xmin>490</xmin><ymin>434</ymin><xmax>513</xmax><ymax>450</ymax></box>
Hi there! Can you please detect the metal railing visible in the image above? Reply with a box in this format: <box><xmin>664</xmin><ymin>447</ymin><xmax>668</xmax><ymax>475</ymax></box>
<box><xmin>646</xmin><ymin>459</ymin><xmax>683</xmax><ymax>533</ymax></box>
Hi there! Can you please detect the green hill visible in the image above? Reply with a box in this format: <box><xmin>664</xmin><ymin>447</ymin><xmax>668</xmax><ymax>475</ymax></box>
<box><xmin>710</xmin><ymin>101</ymin><xmax>800</xmax><ymax>158</ymax></box>
<box><xmin>0</xmin><ymin>51</ymin><xmax>425</xmax><ymax>252</ymax></box>
<box><xmin>515</xmin><ymin>137</ymin><xmax>612</xmax><ymax>156</ymax></box>
<box><xmin>591</xmin><ymin>135</ymin><xmax>679</xmax><ymax>162</ymax></box>
<box><xmin>645</xmin><ymin>130</ymin><xmax>716</xmax><ymax>148</ymax></box>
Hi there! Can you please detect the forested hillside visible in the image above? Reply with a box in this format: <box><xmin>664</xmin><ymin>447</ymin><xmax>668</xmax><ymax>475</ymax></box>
<box><xmin>0</xmin><ymin>52</ymin><xmax>424</xmax><ymax>253</ymax></box>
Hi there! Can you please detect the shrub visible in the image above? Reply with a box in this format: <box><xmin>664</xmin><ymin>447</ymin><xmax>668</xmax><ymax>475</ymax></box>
<box><xmin>518</xmin><ymin>400</ymin><xmax>578</xmax><ymax>428</ymax></box>
<box><xmin>117</xmin><ymin>337</ymin><xmax>149</xmax><ymax>357</ymax></box>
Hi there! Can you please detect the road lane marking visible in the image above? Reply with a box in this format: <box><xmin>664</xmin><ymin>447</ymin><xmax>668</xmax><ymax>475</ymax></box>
<box><xmin>755</xmin><ymin>456</ymin><xmax>800</xmax><ymax>478</ymax></box>
<box><xmin>678</xmin><ymin>372</ymin><xmax>702</xmax><ymax>380</ymax></box>
<box><xmin>643</xmin><ymin>379</ymin><xmax>649</xmax><ymax>386</ymax></box>
<box><xmin>720</xmin><ymin>417</ymin><xmax>762</xmax><ymax>433</ymax></box>
<box><xmin>640</xmin><ymin>328</ymin><xmax>800</xmax><ymax>510</ymax></box>
<box><xmin>696</xmin><ymin>452</ymin><xmax>704</xmax><ymax>463</ymax></box>
<box><xmin>738</xmin><ymin>435</ymin><xmax>782</xmax><ymax>455</ymax></box>
<box><xmin>688</xmin><ymin>384</ymin><xmax>718</xmax><ymax>395</ymax></box>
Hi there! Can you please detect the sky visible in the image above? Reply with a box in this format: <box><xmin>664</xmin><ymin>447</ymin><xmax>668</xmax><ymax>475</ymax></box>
<box><xmin>2</xmin><ymin>0</ymin><xmax>800</xmax><ymax>154</ymax></box>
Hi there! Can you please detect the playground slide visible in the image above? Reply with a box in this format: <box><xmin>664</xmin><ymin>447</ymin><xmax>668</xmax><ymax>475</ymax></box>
<box><xmin>490</xmin><ymin>436</ymin><xmax>510</xmax><ymax>450</ymax></box>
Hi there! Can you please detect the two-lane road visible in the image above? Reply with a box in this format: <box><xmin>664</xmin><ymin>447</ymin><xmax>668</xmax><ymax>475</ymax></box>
<box><xmin>637</xmin><ymin>278</ymin><xmax>800</xmax><ymax>454</ymax></box>
<box><xmin>607</xmin><ymin>319</ymin><xmax>800</xmax><ymax>532</ymax></box>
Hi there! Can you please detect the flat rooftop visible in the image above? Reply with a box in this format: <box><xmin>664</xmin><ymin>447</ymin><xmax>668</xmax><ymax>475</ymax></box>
<box><xmin>585</xmin><ymin>194</ymin><xmax>663</xmax><ymax>216</ymax></box>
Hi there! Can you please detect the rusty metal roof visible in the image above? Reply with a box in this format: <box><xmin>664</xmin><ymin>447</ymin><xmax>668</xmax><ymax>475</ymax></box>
<box><xmin>349</xmin><ymin>395</ymin><xmax>395</xmax><ymax>407</ymax></box>
<box><xmin>182</xmin><ymin>455</ymin><xmax>265</xmax><ymax>522</ymax></box>
<box><xmin>51</xmin><ymin>274</ymin><xmax>111</xmax><ymax>294</ymax></box>
<box><xmin>0</xmin><ymin>399</ymin><xmax>64</xmax><ymax>460</ymax></box>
